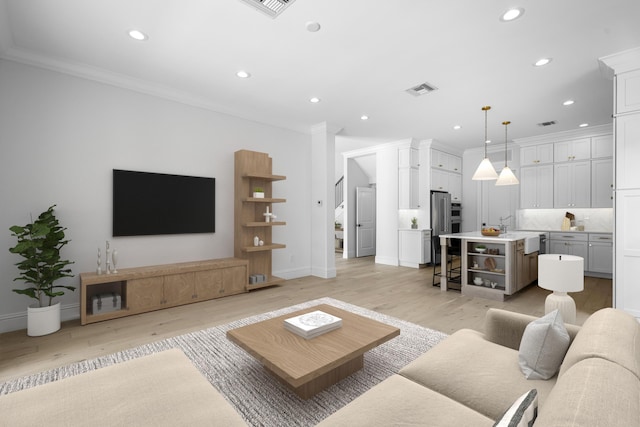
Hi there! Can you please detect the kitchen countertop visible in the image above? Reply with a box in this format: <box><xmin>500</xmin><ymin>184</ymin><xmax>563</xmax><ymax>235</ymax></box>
<box><xmin>440</xmin><ymin>231</ymin><xmax>543</xmax><ymax>242</ymax></box>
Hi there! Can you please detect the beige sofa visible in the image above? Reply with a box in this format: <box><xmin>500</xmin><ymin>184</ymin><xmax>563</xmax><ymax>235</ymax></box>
<box><xmin>0</xmin><ymin>348</ymin><xmax>248</xmax><ymax>426</ymax></box>
<box><xmin>318</xmin><ymin>307</ymin><xmax>640</xmax><ymax>426</ymax></box>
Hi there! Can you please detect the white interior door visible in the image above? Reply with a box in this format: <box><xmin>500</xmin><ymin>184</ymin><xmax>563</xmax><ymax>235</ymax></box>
<box><xmin>356</xmin><ymin>187</ymin><xmax>376</xmax><ymax>257</ymax></box>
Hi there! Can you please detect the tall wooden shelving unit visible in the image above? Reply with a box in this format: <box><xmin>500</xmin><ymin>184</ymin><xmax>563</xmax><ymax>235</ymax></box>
<box><xmin>234</xmin><ymin>150</ymin><xmax>286</xmax><ymax>289</ymax></box>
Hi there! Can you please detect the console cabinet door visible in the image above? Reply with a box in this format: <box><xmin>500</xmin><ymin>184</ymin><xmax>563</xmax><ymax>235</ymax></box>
<box><xmin>163</xmin><ymin>273</ymin><xmax>195</xmax><ymax>306</ymax></box>
<box><xmin>194</xmin><ymin>269</ymin><xmax>224</xmax><ymax>300</ymax></box>
<box><xmin>127</xmin><ymin>277</ymin><xmax>164</xmax><ymax>311</ymax></box>
<box><xmin>222</xmin><ymin>266</ymin><xmax>247</xmax><ymax>296</ymax></box>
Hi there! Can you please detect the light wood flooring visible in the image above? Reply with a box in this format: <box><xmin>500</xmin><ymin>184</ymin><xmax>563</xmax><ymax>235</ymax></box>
<box><xmin>0</xmin><ymin>255</ymin><xmax>612</xmax><ymax>383</ymax></box>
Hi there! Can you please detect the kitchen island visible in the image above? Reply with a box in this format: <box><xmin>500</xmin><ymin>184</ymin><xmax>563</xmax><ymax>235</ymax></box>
<box><xmin>439</xmin><ymin>231</ymin><xmax>542</xmax><ymax>301</ymax></box>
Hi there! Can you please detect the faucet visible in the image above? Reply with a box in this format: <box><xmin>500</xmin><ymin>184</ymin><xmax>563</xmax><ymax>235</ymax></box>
<box><xmin>499</xmin><ymin>215</ymin><xmax>512</xmax><ymax>233</ymax></box>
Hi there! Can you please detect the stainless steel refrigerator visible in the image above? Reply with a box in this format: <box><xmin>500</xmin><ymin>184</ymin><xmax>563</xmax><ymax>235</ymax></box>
<box><xmin>431</xmin><ymin>190</ymin><xmax>452</xmax><ymax>237</ymax></box>
<box><xmin>430</xmin><ymin>190</ymin><xmax>452</xmax><ymax>263</ymax></box>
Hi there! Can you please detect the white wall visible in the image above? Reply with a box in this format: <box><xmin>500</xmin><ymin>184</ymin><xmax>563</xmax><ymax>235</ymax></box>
<box><xmin>0</xmin><ymin>59</ymin><xmax>312</xmax><ymax>332</ymax></box>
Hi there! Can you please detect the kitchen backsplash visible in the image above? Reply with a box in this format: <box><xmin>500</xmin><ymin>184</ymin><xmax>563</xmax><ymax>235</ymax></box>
<box><xmin>517</xmin><ymin>208</ymin><xmax>613</xmax><ymax>232</ymax></box>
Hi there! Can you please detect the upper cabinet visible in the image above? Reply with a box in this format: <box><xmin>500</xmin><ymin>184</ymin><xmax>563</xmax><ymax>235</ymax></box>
<box><xmin>431</xmin><ymin>149</ymin><xmax>461</xmax><ymax>173</ymax></box>
<box><xmin>591</xmin><ymin>134</ymin><xmax>614</xmax><ymax>159</ymax></box>
<box><xmin>430</xmin><ymin>149</ymin><xmax>462</xmax><ymax>202</ymax></box>
<box><xmin>554</xmin><ymin>138</ymin><xmax>591</xmax><ymax>162</ymax></box>
<box><xmin>554</xmin><ymin>161</ymin><xmax>591</xmax><ymax>208</ymax></box>
<box><xmin>617</xmin><ymin>69</ymin><xmax>640</xmax><ymax>114</ymax></box>
<box><xmin>399</xmin><ymin>147</ymin><xmax>419</xmax><ymax>209</ymax></box>
<box><xmin>616</xmin><ymin>114</ymin><xmax>640</xmax><ymax>190</ymax></box>
<box><xmin>520</xmin><ymin>143</ymin><xmax>554</xmax><ymax>165</ymax></box>
<box><xmin>520</xmin><ymin>164</ymin><xmax>554</xmax><ymax>209</ymax></box>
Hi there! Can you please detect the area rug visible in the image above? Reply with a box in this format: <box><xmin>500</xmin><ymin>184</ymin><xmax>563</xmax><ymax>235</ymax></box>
<box><xmin>0</xmin><ymin>297</ymin><xmax>447</xmax><ymax>426</ymax></box>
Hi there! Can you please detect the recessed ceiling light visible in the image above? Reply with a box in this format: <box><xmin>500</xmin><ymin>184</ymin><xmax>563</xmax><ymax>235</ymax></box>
<box><xmin>579</xmin><ymin>123</ymin><xmax>589</xmax><ymax>128</ymax></box>
<box><xmin>236</xmin><ymin>70</ymin><xmax>251</xmax><ymax>78</ymax></box>
<box><xmin>360</xmin><ymin>115</ymin><xmax>369</xmax><ymax>121</ymax></box>
<box><xmin>500</xmin><ymin>7</ymin><xmax>524</xmax><ymax>22</ymax></box>
<box><xmin>128</xmin><ymin>29</ymin><xmax>148</xmax><ymax>41</ymax></box>
<box><xmin>305</xmin><ymin>21</ymin><xmax>321</xmax><ymax>32</ymax></box>
<box><xmin>453</xmin><ymin>125</ymin><xmax>462</xmax><ymax>130</ymax></box>
<box><xmin>534</xmin><ymin>58</ymin><xmax>552</xmax><ymax>67</ymax></box>
<box><xmin>563</xmin><ymin>99</ymin><xmax>575</xmax><ymax>106</ymax></box>
<box><xmin>309</xmin><ymin>97</ymin><xmax>321</xmax><ymax>103</ymax></box>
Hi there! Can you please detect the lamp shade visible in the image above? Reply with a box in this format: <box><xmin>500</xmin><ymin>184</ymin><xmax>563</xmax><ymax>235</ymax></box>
<box><xmin>495</xmin><ymin>166</ymin><xmax>519</xmax><ymax>185</ymax></box>
<box><xmin>472</xmin><ymin>158</ymin><xmax>499</xmax><ymax>180</ymax></box>
<box><xmin>538</xmin><ymin>254</ymin><xmax>584</xmax><ymax>292</ymax></box>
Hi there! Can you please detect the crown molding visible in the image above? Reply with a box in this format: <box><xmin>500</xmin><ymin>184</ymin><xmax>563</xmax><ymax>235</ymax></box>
<box><xmin>514</xmin><ymin>123</ymin><xmax>612</xmax><ymax>147</ymax></box>
<box><xmin>0</xmin><ymin>46</ymin><xmax>313</xmax><ymax>136</ymax></box>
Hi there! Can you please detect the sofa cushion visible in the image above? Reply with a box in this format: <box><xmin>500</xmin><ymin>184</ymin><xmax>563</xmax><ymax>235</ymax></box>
<box><xmin>535</xmin><ymin>358</ymin><xmax>640</xmax><ymax>426</ymax></box>
<box><xmin>0</xmin><ymin>349</ymin><xmax>248</xmax><ymax>426</ymax></box>
<box><xmin>399</xmin><ymin>329</ymin><xmax>556</xmax><ymax>420</ymax></box>
<box><xmin>518</xmin><ymin>310</ymin><xmax>570</xmax><ymax>380</ymax></box>
<box><xmin>316</xmin><ymin>374</ymin><xmax>494</xmax><ymax>427</ymax></box>
<box><xmin>559</xmin><ymin>307</ymin><xmax>640</xmax><ymax>379</ymax></box>
<box><xmin>493</xmin><ymin>389</ymin><xmax>538</xmax><ymax>427</ymax></box>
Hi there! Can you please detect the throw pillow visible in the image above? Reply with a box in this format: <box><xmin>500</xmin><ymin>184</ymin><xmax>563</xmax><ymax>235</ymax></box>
<box><xmin>493</xmin><ymin>389</ymin><xmax>538</xmax><ymax>427</ymax></box>
<box><xmin>518</xmin><ymin>309</ymin><xmax>570</xmax><ymax>380</ymax></box>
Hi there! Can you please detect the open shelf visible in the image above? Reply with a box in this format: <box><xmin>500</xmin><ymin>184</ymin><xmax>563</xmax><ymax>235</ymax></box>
<box><xmin>243</xmin><ymin>173</ymin><xmax>286</xmax><ymax>181</ymax></box>
<box><xmin>243</xmin><ymin>197</ymin><xmax>287</xmax><ymax>203</ymax></box>
<box><xmin>243</xmin><ymin>243</ymin><xmax>286</xmax><ymax>252</ymax></box>
<box><xmin>244</xmin><ymin>221</ymin><xmax>286</xmax><ymax>227</ymax></box>
<box><xmin>246</xmin><ymin>275</ymin><xmax>285</xmax><ymax>289</ymax></box>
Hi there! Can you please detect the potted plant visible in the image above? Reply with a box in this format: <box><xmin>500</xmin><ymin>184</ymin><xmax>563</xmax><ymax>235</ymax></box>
<box><xmin>411</xmin><ymin>217</ymin><xmax>418</xmax><ymax>229</ymax></box>
<box><xmin>9</xmin><ymin>205</ymin><xmax>75</xmax><ymax>336</ymax></box>
<box><xmin>253</xmin><ymin>187</ymin><xmax>264</xmax><ymax>198</ymax></box>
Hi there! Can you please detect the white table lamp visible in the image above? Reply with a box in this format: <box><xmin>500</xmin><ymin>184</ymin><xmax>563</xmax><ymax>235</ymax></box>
<box><xmin>538</xmin><ymin>254</ymin><xmax>584</xmax><ymax>324</ymax></box>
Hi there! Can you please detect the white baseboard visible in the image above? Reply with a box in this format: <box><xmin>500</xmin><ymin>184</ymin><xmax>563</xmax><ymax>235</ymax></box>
<box><xmin>375</xmin><ymin>256</ymin><xmax>399</xmax><ymax>266</ymax></box>
<box><xmin>0</xmin><ymin>303</ymin><xmax>80</xmax><ymax>334</ymax></box>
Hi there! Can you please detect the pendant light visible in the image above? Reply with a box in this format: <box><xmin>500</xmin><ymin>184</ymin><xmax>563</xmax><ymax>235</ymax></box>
<box><xmin>472</xmin><ymin>106</ymin><xmax>499</xmax><ymax>180</ymax></box>
<box><xmin>495</xmin><ymin>120</ymin><xmax>520</xmax><ymax>186</ymax></box>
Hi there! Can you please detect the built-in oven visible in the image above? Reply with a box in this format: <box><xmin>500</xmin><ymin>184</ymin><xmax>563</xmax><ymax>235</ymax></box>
<box><xmin>451</xmin><ymin>202</ymin><xmax>461</xmax><ymax>223</ymax></box>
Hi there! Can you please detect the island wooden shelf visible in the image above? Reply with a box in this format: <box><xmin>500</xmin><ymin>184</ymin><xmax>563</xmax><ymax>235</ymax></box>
<box><xmin>247</xmin><ymin>275</ymin><xmax>285</xmax><ymax>290</ymax></box>
<box><xmin>79</xmin><ymin>258</ymin><xmax>248</xmax><ymax>325</ymax></box>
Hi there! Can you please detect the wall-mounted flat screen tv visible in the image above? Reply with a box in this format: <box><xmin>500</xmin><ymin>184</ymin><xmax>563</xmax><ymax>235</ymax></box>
<box><xmin>113</xmin><ymin>169</ymin><xmax>215</xmax><ymax>237</ymax></box>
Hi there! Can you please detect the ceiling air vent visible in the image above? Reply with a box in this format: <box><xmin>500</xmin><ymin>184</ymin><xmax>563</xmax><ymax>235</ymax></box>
<box><xmin>406</xmin><ymin>82</ymin><xmax>438</xmax><ymax>97</ymax></box>
<box><xmin>238</xmin><ymin>0</ymin><xmax>296</xmax><ymax>18</ymax></box>
<box><xmin>537</xmin><ymin>120</ymin><xmax>557</xmax><ymax>127</ymax></box>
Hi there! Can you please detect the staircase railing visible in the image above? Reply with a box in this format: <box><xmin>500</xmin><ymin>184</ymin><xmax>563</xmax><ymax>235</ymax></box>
<box><xmin>335</xmin><ymin>176</ymin><xmax>344</xmax><ymax>209</ymax></box>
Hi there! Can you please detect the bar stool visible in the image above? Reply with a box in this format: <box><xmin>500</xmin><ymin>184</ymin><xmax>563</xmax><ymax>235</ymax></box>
<box><xmin>431</xmin><ymin>235</ymin><xmax>461</xmax><ymax>289</ymax></box>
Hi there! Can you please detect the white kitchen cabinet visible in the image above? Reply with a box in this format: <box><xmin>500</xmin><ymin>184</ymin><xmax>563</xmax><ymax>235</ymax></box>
<box><xmin>431</xmin><ymin>169</ymin><xmax>461</xmax><ymax>202</ymax></box>
<box><xmin>431</xmin><ymin>149</ymin><xmax>461</xmax><ymax>173</ymax></box>
<box><xmin>588</xmin><ymin>233</ymin><xmax>613</xmax><ymax>275</ymax></box>
<box><xmin>399</xmin><ymin>167</ymin><xmax>419</xmax><ymax>209</ymax></box>
<box><xmin>554</xmin><ymin>138</ymin><xmax>591</xmax><ymax>162</ymax></box>
<box><xmin>616</xmin><ymin>113</ymin><xmax>640</xmax><ymax>190</ymax></box>
<box><xmin>616</xmin><ymin>69</ymin><xmax>640</xmax><ymax>114</ymax></box>
<box><xmin>549</xmin><ymin>233</ymin><xmax>589</xmax><ymax>269</ymax></box>
<box><xmin>399</xmin><ymin>147</ymin><xmax>419</xmax><ymax>169</ymax></box>
<box><xmin>616</xmin><ymin>189</ymin><xmax>640</xmax><ymax>317</ymax></box>
<box><xmin>591</xmin><ymin>159</ymin><xmax>614</xmax><ymax>208</ymax></box>
<box><xmin>520</xmin><ymin>143</ymin><xmax>554</xmax><ymax>166</ymax></box>
<box><xmin>398</xmin><ymin>229</ymin><xmax>431</xmax><ymax>268</ymax></box>
<box><xmin>399</xmin><ymin>147</ymin><xmax>419</xmax><ymax>209</ymax></box>
<box><xmin>591</xmin><ymin>134</ymin><xmax>613</xmax><ymax>159</ymax></box>
<box><xmin>554</xmin><ymin>161</ymin><xmax>591</xmax><ymax>208</ymax></box>
<box><xmin>520</xmin><ymin>165</ymin><xmax>554</xmax><ymax>208</ymax></box>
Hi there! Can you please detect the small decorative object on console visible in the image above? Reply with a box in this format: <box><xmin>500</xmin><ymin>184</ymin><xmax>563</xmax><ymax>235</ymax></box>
<box><xmin>284</xmin><ymin>310</ymin><xmax>342</xmax><ymax>339</ymax></box>
<box><xmin>91</xmin><ymin>292</ymin><xmax>121</xmax><ymax>314</ymax></box>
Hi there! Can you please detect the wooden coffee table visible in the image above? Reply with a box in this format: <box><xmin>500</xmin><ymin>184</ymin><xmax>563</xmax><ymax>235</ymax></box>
<box><xmin>226</xmin><ymin>304</ymin><xmax>400</xmax><ymax>399</ymax></box>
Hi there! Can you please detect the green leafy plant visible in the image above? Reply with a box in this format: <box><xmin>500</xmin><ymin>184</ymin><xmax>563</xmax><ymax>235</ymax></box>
<box><xmin>411</xmin><ymin>217</ymin><xmax>418</xmax><ymax>226</ymax></box>
<box><xmin>253</xmin><ymin>187</ymin><xmax>264</xmax><ymax>193</ymax></box>
<box><xmin>9</xmin><ymin>205</ymin><xmax>75</xmax><ymax>307</ymax></box>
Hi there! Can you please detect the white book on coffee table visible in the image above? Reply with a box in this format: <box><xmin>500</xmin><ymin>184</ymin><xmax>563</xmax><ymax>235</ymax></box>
<box><xmin>284</xmin><ymin>310</ymin><xmax>342</xmax><ymax>339</ymax></box>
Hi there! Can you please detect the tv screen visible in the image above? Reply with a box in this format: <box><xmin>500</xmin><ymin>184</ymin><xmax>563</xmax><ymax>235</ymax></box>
<box><xmin>113</xmin><ymin>169</ymin><xmax>215</xmax><ymax>237</ymax></box>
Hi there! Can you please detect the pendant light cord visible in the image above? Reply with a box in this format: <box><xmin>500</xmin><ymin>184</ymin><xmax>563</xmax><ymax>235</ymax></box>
<box><xmin>502</xmin><ymin>121</ymin><xmax>511</xmax><ymax>166</ymax></box>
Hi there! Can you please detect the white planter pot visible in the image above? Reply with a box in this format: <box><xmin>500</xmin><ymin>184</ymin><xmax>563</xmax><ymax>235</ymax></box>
<box><xmin>27</xmin><ymin>302</ymin><xmax>61</xmax><ymax>336</ymax></box>
<box><xmin>253</xmin><ymin>192</ymin><xmax>265</xmax><ymax>198</ymax></box>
